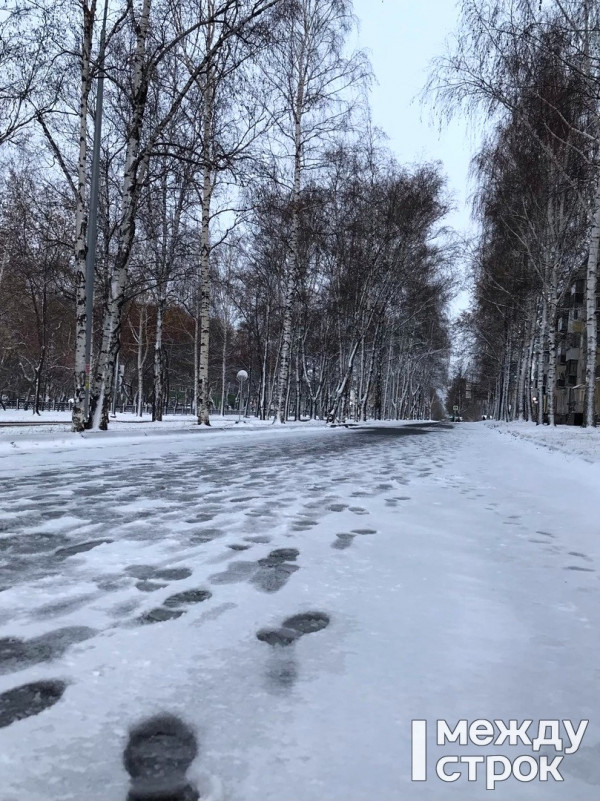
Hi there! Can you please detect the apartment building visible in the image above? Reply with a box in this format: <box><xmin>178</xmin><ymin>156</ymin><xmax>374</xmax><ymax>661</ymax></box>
<box><xmin>554</xmin><ymin>273</ymin><xmax>600</xmax><ymax>425</ymax></box>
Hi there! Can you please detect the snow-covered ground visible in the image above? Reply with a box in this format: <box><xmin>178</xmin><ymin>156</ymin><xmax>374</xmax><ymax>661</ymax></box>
<box><xmin>0</xmin><ymin>409</ymin><xmax>286</xmax><ymax>440</ymax></box>
<box><xmin>0</xmin><ymin>410</ymin><xmax>329</xmax><ymax>458</ymax></box>
<box><xmin>485</xmin><ymin>419</ymin><xmax>600</xmax><ymax>465</ymax></box>
<box><xmin>0</xmin><ymin>408</ymin><xmax>202</xmax><ymax>428</ymax></box>
<box><xmin>0</xmin><ymin>421</ymin><xmax>599</xmax><ymax>800</ymax></box>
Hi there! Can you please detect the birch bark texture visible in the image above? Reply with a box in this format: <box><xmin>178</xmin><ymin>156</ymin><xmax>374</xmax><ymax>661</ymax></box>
<box><xmin>71</xmin><ymin>0</ymin><xmax>96</xmax><ymax>431</ymax></box>
<box><xmin>196</xmin><ymin>29</ymin><xmax>215</xmax><ymax>426</ymax></box>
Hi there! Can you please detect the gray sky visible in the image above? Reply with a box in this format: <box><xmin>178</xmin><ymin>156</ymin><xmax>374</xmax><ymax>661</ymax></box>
<box><xmin>352</xmin><ymin>0</ymin><xmax>481</xmax><ymax>312</ymax></box>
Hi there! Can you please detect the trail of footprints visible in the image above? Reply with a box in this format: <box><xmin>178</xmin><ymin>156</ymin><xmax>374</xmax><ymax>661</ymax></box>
<box><xmin>529</xmin><ymin>531</ymin><xmax>597</xmax><ymax>573</ymax></box>
<box><xmin>0</xmin><ymin>429</ymin><xmax>450</xmax><ymax>733</ymax></box>
<box><xmin>0</xmin><ymin>537</ymin><xmax>313</xmax><ymax>727</ymax></box>
<box><xmin>450</xmin><ymin>472</ymin><xmax>598</xmax><ymax>577</ymax></box>
<box><xmin>0</xmin><ymin>510</ymin><xmax>341</xmax><ymax>728</ymax></box>
<box><xmin>8</xmin><ymin>427</ymin><xmax>594</xmax><ymax>769</ymax></box>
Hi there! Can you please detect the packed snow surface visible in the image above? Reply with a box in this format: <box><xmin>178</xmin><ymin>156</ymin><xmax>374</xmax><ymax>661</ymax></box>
<box><xmin>0</xmin><ymin>421</ymin><xmax>599</xmax><ymax>800</ymax></box>
<box><xmin>486</xmin><ymin>419</ymin><xmax>600</xmax><ymax>465</ymax></box>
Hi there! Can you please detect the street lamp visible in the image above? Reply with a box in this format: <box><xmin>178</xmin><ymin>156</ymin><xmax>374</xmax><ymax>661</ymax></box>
<box><xmin>236</xmin><ymin>370</ymin><xmax>248</xmax><ymax>423</ymax></box>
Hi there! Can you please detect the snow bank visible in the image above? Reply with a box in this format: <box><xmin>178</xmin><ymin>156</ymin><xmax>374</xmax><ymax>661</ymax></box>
<box><xmin>0</xmin><ymin>409</ymin><xmax>266</xmax><ymax>433</ymax></box>
<box><xmin>0</xmin><ymin>411</ymin><xmax>327</xmax><ymax>457</ymax></box>
<box><xmin>485</xmin><ymin>419</ymin><xmax>600</xmax><ymax>465</ymax></box>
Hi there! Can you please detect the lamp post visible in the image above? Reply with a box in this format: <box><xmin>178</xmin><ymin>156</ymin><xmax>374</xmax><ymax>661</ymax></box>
<box><xmin>84</xmin><ymin>0</ymin><xmax>109</xmax><ymax>418</ymax></box>
<box><xmin>236</xmin><ymin>370</ymin><xmax>248</xmax><ymax>423</ymax></box>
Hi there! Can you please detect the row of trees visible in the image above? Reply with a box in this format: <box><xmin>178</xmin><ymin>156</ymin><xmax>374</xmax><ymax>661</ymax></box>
<box><xmin>433</xmin><ymin>0</ymin><xmax>600</xmax><ymax>426</ymax></box>
<box><xmin>0</xmin><ymin>0</ymin><xmax>453</xmax><ymax>428</ymax></box>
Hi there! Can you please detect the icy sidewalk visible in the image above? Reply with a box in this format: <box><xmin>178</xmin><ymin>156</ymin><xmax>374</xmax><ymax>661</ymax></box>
<box><xmin>485</xmin><ymin>419</ymin><xmax>600</xmax><ymax>465</ymax></box>
<box><xmin>0</xmin><ymin>423</ymin><xmax>599</xmax><ymax>801</ymax></box>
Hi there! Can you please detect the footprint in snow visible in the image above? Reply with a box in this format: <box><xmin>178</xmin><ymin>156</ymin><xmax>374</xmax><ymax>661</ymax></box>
<box><xmin>138</xmin><ymin>607</ymin><xmax>185</xmax><ymax>625</ymax></box>
<box><xmin>291</xmin><ymin>519</ymin><xmax>318</xmax><ymax>531</ymax></box>
<box><xmin>568</xmin><ymin>551</ymin><xmax>593</xmax><ymax>562</ymax></box>
<box><xmin>136</xmin><ymin>581</ymin><xmax>168</xmax><ymax>593</ymax></box>
<box><xmin>0</xmin><ymin>679</ymin><xmax>67</xmax><ymax>728</ymax></box>
<box><xmin>163</xmin><ymin>589</ymin><xmax>212</xmax><ymax>608</ymax></box>
<box><xmin>256</xmin><ymin>611</ymin><xmax>330</xmax><ymax>647</ymax></box>
<box><xmin>0</xmin><ymin>626</ymin><xmax>96</xmax><ymax>675</ymax></box>
<box><xmin>251</xmin><ymin>549</ymin><xmax>300</xmax><ymax>593</ymax></box>
<box><xmin>283</xmin><ymin>612</ymin><xmax>330</xmax><ymax>635</ymax></box>
<box><xmin>137</xmin><ymin>588</ymin><xmax>212</xmax><ymax>625</ymax></box>
<box><xmin>128</xmin><ymin>565</ymin><xmax>193</xmax><ymax>590</ymax></box>
<box><xmin>331</xmin><ymin>533</ymin><xmax>355</xmax><ymax>550</ymax></box>
<box><xmin>257</xmin><ymin>612</ymin><xmax>330</xmax><ymax>694</ymax></box>
<box><xmin>124</xmin><ymin>714</ymin><xmax>199</xmax><ymax>801</ymax></box>
<box><xmin>564</xmin><ymin>566</ymin><xmax>595</xmax><ymax>573</ymax></box>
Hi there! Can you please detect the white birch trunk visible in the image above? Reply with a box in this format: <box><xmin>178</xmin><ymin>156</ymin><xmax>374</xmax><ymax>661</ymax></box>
<box><xmin>516</xmin><ymin>308</ymin><xmax>535</xmax><ymax>421</ymax></box>
<box><xmin>584</xmin><ymin>176</ymin><xmax>600</xmax><ymax>426</ymax></box>
<box><xmin>326</xmin><ymin>339</ymin><xmax>360</xmax><ymax>423</ymax></box>
<box><xmin>275</xmin><ymin>55</ymin><xmax>305</xmax><ymax>423</ymax></box>
<box><xmin>196</xmin><ymin>44</ymin><xmax>214</xmax><ymax>426</ymax></box>
<box><xmin>71</xmin><ymin>1</ymin><xmax>95</xmax><ymax>432</ymax></box>
<box><xmin>153</xmin><ymin>298</ymin><xmax>164</xmax><ymax>422</ymax></box>
<box><xmin>360</xmin><ymin>326</ymin><xmax>380</xmax><ymax>422</ymax></box>
<box><xmin>547</xmin><ymin>266</ymin><xmax>558</xmax><ymax>427</ymax></box>
<box><xmin>136</xmin><ymin>304</ymin><xmax>145</xmax><ymax>417</ymax></box>
<box><xmin>193</xmin><ymin>294</ymin><xmax>199</xmax><ymax>415</ymax></box>
<box><xmin>259</xmin><ymin>301</ymin><xmax>270</xmax><ymax>419</ymax></box>
<box><xmin>536</xmin><ymin>294</ymin><xmax>548</xmax><ymax>425</ymax></box>
<box><xmin>90</xmin><ymin>0</ymin><xmax>151</xmax><ymax>430</ymax></box>
<box><xmin>220</xmin><ymin>317</ymin><xmax>227</xmax><ymax>417</ymax></box>
<box><xmin>501</xmin><ymin>337</ymin><xmax>511</xmax><ymax>422</ymax></box>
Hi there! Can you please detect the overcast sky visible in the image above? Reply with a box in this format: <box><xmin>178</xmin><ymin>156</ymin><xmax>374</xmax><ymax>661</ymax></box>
<box><xmin>352</xmin><ymin>0</ymin><xmax>482</xmax><ymax>312</ymax></box>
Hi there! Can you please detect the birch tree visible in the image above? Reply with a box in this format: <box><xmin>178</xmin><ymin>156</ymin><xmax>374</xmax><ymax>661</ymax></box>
<box><xmin>429</xmin><ymin>0</ymin><xmax>600</xmax><ymax>425</ymax></box>
<box><xmin>8</xmin><ymin>0</ymin><xmax>109</xmax><ymax>429</ymax></box>
<box><xmin>261</xmin><ymin>0</ymin><xmax>366</xmax><ymax>422</ymax></box>
<box><xmin>86</xmin><ymin>0</ymin><xmax>281</xmax><ymax>430</ymax></box>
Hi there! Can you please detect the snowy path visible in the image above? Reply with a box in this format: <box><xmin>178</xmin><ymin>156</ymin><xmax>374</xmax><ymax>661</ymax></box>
<box><xmin>0</xmin><ymin>422</ymin><xmax>599</xmax><ymax>801</ymax></box>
